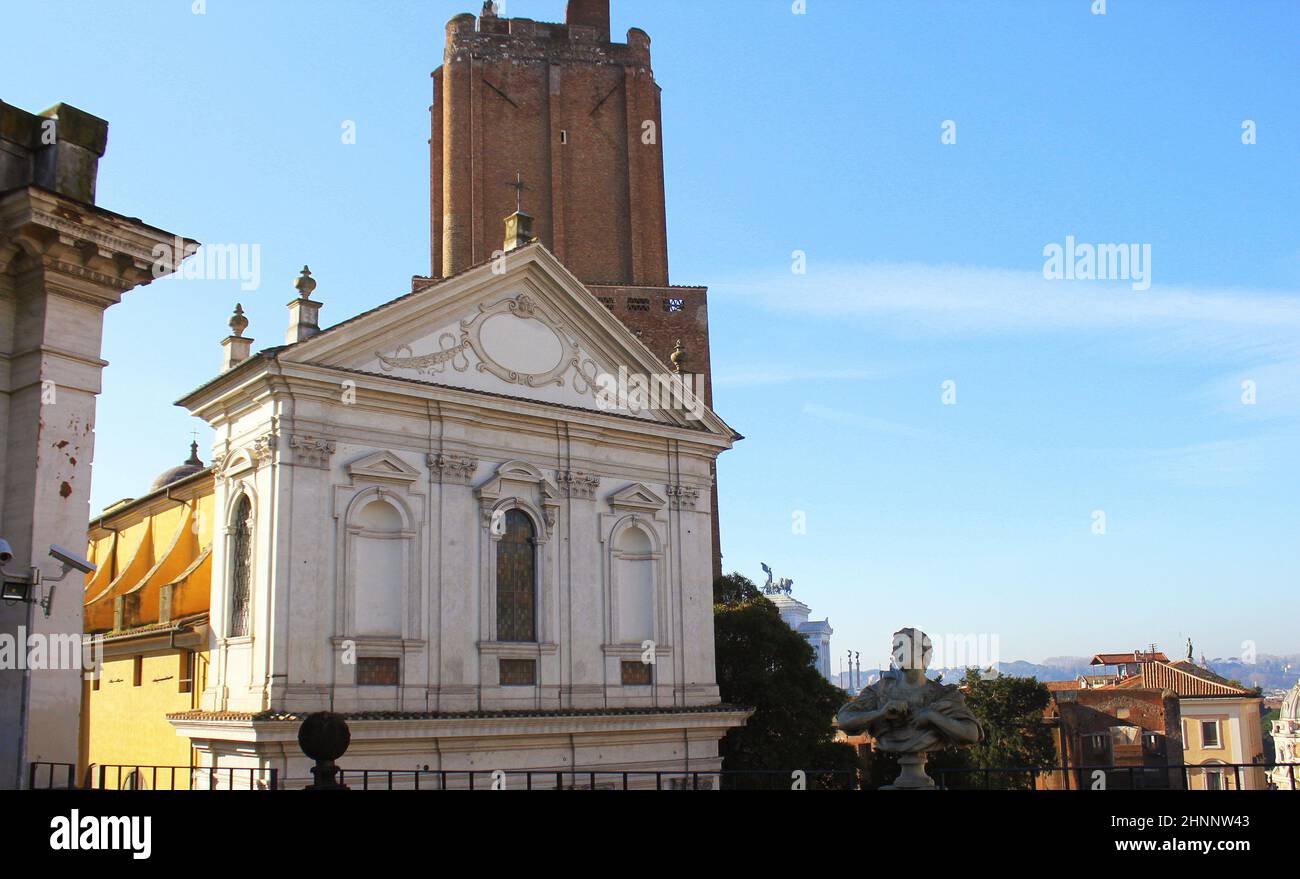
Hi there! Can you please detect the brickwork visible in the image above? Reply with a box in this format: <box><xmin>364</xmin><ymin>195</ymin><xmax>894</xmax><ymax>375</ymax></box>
<box><xmin>431</xmin><ymin>8</ymin><xmax>667</xmax><ymax>288</ymax></box>
<box><xmin>1041</xmin><ymin>688</ymin><xmax>1183</xmax><ymax>790</ymax></box>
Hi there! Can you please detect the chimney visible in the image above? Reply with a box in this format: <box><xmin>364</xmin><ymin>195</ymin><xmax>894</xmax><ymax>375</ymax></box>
<box><xmin>221</xmin><ymin>303</ymin><xmax>253</xmax><ymax>371</ymax></box>
<box><xmin>566</xmin><ymin>0</ymin><xmax>610</xmax><ymax>40</ymax></box>
<box><xmin>504</xmin><ymin>211</ymin><xmax>535</xmax><ymax>252</ymax></box>
<box><xmin>0</xmin><ymin>101</ymin><xmax>109</xmax><ymax>204</ymax></box>
<box><xmin>286</xmin><ymin>265</ymin><xmax>322</xmax><ymax>343</ymax></box>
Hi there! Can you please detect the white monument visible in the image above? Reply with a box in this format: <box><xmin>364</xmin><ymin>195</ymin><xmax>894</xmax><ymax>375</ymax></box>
<box><xmin>761</xmin><ymin>563</ymin><xmax>833</xmax><ymax>681</ymax></box>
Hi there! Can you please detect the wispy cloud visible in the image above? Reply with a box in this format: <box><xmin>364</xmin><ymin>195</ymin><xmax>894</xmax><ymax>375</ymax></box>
<box><xmin>801</xmin><ymin>403</ymin><xmax>929</xmax><ymax>440</ymax></box>
<box><xmin>1125</xmin><ymin>438</ymin><xmax>1270</xmax><ymax>489</ymax></box>
<box><xmin>715</xmin><ymin>262</ymin><xmax>1300</xmax><ymax>360</ymax></box>
<box><xmin>1196</xmin><ymin>359</ymin><xmax>1300</xmax><ymax>421</ymax></box>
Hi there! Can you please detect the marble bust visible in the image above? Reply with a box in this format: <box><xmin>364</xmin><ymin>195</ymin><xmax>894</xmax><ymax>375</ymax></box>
<box><xmin>837</xmin><ymin>627</ymin><xmax>983</xmax><ymax>788</ymax></box>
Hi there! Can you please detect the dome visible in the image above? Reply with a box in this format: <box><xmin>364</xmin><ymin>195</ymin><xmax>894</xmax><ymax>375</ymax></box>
<box><xmin>149</xmin><ymin>441</ymin><xmax>206</xmax><ymax>491</ymax></box>
<box><xmin>1282</xmin><ymin>680</ymin><xmax>1300</xmax><ymax>722</ymax></box>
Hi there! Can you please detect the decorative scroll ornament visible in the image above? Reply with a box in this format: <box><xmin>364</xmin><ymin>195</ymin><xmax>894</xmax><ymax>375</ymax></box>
<box><xmin>460</xmin><ymin>293</ymin><xmax>580</xmax><ymax>388</ymax></box>
<box><xmin>571</xmin><ymin>357</ymin><xmax>601</xmax><ymax>397</ymax></box>
<box><xmin>376</xmin><ymin>332</ymin><xmax>470</xmax><ymax>376</ymax></box>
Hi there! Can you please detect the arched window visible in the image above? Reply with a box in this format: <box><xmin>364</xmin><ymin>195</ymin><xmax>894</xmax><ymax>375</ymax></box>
<box><xmin>227</xmin><ymin>495</ymin><xmax>252</xmax><ymax>637</ymax></box>
<box><xmin>496</xmin><ymin>509</ymin><xmax>536</xmax><ymax>642</ymax></box>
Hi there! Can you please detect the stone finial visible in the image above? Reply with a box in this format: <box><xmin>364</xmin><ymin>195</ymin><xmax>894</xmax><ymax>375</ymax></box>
<box><xmin>294</xmin><ymin>265</ymin><xmax>317</xmax><ymax>299</ymax></box>
<box><xmin>221</xmin><ymin>303</ymin><xmax>254</xmax><ymax>372</ymax></box>
<box><xmin>670</xmin><ymin>339</ymin><xmax>687</xmax><ymax>373</ymax></box>
<box><xmin>287</xmin><ymin>266</ymin><xmax>323</xmax><ymax>343</ymax></box>
<box><xmin>228</xmin><ymin>303</ymin><xmax>248</xmax><ymax>337</ymax></box>
<box><xmin>481</xmin><ymin>0</ymin><xmax>499</xmax><ymax>17</ymax></box>
<box><xmin>186</xmin><ymin>440</ymin><xmax>202</xmax><ymax>467</ymax></box>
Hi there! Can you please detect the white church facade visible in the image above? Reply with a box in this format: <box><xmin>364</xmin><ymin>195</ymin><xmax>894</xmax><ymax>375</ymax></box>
<box><xmin>166</xmin><ymin>243</ymin><xmax>749</xmax><ymax>784</ymax></box>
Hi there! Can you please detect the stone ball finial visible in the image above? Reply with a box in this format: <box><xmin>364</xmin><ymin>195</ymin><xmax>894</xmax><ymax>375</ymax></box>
<box><xmin>229</xmin><ymin>303</ymin><xmax>248</xmax><ymax>337</ymax></box>
<box><xmin>298</xmin><ymin>711</ymin><xmax>350</xmax><ymax>762</ymax></box>
<box><xmin>295</xmin><ymin>265</ymin><xmax>317</xmax><ymax>299</ymax></box>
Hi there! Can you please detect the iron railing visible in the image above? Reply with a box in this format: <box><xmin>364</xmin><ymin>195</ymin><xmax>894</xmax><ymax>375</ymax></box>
<box><xmin>932</xmin><ymin>762</ymin><xmax>1291</xmax><ymax>791</ymax></box>
<box><xmin>29</xmin><ymin>762</ymin><xmax>279</xmax><ymax>790</ymax></box>
<box><xmin>330</xmin><ymin>767</ymin><xmax>856</xmax><ymax>790</ymax></box>
<box><xmin>27</xmin><ymin>760</ymin><xmax>1298</xmax><ymax>791</ymax></box>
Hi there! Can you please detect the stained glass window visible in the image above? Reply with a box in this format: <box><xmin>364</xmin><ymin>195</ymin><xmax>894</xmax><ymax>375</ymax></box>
<box><xmin>228</xmin><ymin>495</ymin><xmax>252</xmax><ymax>638</ymax></box>
<box><xmin>496</xmin><ymin>509</ymin><xmax>536</xmax><ymax>642</ymax></box>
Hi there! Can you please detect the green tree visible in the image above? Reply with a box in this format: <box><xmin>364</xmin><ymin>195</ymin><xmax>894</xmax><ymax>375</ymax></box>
<box><xmin>957</xmin><ymin>669</ymin><xmax>1056</xmax><ymax>789</ymax></box>
<box><xmin>713</xmin><ymin>573</ymin><xmax>856</xmax><ymax>788</ymax></box>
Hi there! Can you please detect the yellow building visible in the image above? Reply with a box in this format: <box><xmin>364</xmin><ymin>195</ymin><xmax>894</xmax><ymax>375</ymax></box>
<box><xmin>79</xmin><ymin>443</ymin><xmax>215</xmax><ymax>789</ymax></box>
<box><xmin>1125</xmin><ymin>659</ymin><xmax>1266</xmax><ymax>790</ymax></box>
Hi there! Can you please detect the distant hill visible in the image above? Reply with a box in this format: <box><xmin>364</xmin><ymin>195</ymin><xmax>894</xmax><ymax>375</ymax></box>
<box><xmin>834</xmin><ymin>654</ymin><xmax>1300</xmax><ymax>692</ymax></box>
<box><xmin>1198</xmin><ymin>655</ymin><xmax>1300</xmax><ymax>692</ymax></box>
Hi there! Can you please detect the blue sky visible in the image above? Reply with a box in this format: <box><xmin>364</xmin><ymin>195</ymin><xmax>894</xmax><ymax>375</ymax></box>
<box><xmin>7</xmin><ymin>1</ymin><xmax>1298</xmax><ymax>665</ymax></box>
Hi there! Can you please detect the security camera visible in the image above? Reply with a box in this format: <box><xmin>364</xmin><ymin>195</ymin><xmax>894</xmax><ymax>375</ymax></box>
<box><xmin>49</xmin><ymin>544</ymin><xmax>95</xmax><ymax>575</ymax></box>
<box><xmin>0</xmin><ymin>539</ymin><xmax>12</xmax><ymax>564</ymax></box>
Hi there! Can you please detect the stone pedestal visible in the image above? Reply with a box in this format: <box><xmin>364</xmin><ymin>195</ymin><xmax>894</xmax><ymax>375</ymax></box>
<box><xmin>883</xmin><ymin>753</ymin><xmax>937</xmax><ymax>790</ymax></box>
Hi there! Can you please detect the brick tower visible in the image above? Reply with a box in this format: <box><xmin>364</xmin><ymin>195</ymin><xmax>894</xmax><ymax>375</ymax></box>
<box><xmin>430</xmin><ymin>0</ymin><xmax>723</xmax><ymax>578</ymax></box>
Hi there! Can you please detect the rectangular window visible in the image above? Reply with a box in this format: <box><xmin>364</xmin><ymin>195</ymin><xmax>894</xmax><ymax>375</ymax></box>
<box><xmin>92</xmin><ymin>672</ymin><xmax>100</xmax><ymax>692</ymax></box>
<box><xmin>597</xmin><ymin>296</ymin><xmax>615</xmax><ymax>311</ymax></box>
<box><xmin>178</xmin><ymin>650</ymin><xmax>194</xmax><ymax>694</ymax></box>
<box><xmin>1201</xmin><ymin>720</ymin><xmax>1220</xmax><ymax>748</ymax></box>
<box><xmin>559</xmin><ymin>129</ymin><xmax>568</xmax><ymax>145</ymax></box>
<box><xmin>132</xmin><ymin>655</ymin><xmax>143</xmax><ymax>687</ymax></box>
<box><xmin>627</xmin><ymin>297</ymin><xmax>650</xmax><ymax>312</ymax></box>
<box><xmin>621</xmin><ymin>660</ymin><xmax>652</xmax><ymax>686</ymax></box>
<box><xmin>499</xmin><ymin>658</ymin><xmax>536</xmax><ymax>686</ymax></box>
<box><xmin>356</xmin><ymin>657</ymin><xmax>400</xmax><ymax>686</ymax></box>
<box><xmin>1205</xmin><ymin>770</ymin><xmax>1223</xmax><ymax>791</ymax></box>
<box><xmin>663</xmin><ymin>297</ymin><xmax>685</xmax><ymax>313</ymax></box>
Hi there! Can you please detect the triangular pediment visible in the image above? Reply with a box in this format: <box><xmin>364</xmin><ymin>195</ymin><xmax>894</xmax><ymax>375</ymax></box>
<box><xmin>346</xmin><ymin>449</ymin><xmax>421</xmax><ymax>484</ymax></box>
<box><xmin>277</xmin><ymin>245</ymin><xmax>731</xmax><ymax>436</ymax></box>
<box><xmin>608</xmin><ymin>482</ymin><xmax>666</xmax><ymax>513</ymax></box>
